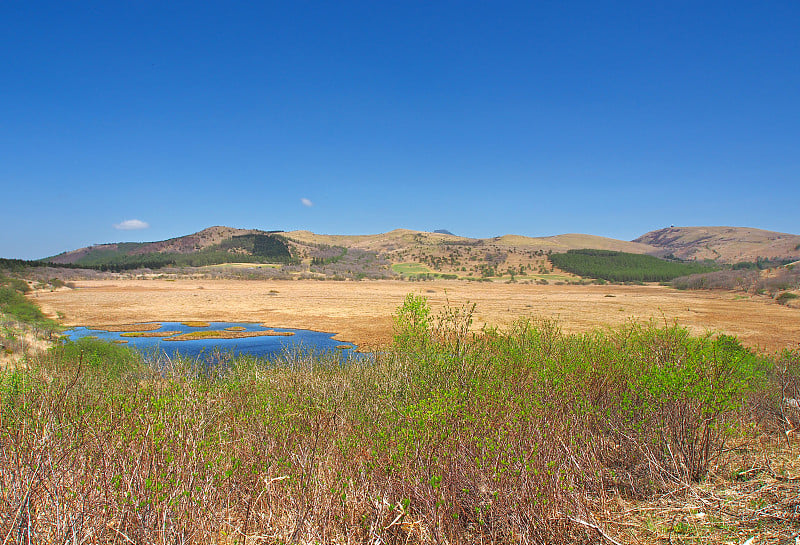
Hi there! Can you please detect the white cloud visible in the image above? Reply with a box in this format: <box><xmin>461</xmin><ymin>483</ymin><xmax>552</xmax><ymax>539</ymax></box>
<box><xmin>301</xmin><ymin>198</ymin><xmax>313</xmax><ymax>207</ymax></box>
<box><xmin>114</xmin><ymin>219</ymin><xmax>150</xmax><ymax>230</ymax></box>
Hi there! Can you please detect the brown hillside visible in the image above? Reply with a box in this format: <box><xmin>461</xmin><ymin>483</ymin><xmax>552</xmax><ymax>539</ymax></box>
<box><xmin>285</xmin><ymin>229</ymin><xmax>470</xmax><ymax>253</ymax></box>
<box><xmin>128</xmin><ymin>226</ymin><xmax>263</xmax><ymax>255</ymax></box>
<box><xmin>635</xmin><ymin>226</ymin><xmax>800</xmax><ymax>263</ymax></box>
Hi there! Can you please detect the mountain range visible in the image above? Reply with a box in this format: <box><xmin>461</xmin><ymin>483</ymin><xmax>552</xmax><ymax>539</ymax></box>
<box><xmin>42</xmin><ymin>225</ymin><xmax>800</xmax><ymax>274</ymax></box>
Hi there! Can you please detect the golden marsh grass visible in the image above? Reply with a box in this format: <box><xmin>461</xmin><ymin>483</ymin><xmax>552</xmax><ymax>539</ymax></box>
<box><xmin>120</xmin><ymin>330</ymin><xmax>181</xmax><ymax>338</ymax></box>
<box><xmin>163</xmin><ymin>329</ymin><xmax>294</xmax><ymax>341</ymax></box>
<box><xmin>88</xmin><ymin>323</ymin><xmax>162</xmax><ymax>332</ymax></box>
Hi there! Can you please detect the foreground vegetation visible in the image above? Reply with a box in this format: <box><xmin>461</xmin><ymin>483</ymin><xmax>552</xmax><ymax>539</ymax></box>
<box><xmin>1</xmin><ymin>295</ymin><xmax>799</xmax><ymax>543</ymax></box>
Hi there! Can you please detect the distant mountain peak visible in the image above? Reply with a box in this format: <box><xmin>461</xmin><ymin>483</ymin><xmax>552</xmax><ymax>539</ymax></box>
<box><xmin>433</xmin><ymin>229</ymin><xmax>454</xmax><ymax>235</ymax></box>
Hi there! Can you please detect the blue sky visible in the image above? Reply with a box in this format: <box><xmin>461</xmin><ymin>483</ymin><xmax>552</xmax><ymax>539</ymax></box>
<box><xmin>1</xmin><ymin>1</ymin><xmax>798</xmax><ymax>259</ymax></box>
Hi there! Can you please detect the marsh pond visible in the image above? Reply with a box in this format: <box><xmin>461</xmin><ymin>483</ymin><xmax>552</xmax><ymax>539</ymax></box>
<box><xmin>64</xmin><ymin>321</ymin><xmax>358</xmax><ymax>360</ymax></box>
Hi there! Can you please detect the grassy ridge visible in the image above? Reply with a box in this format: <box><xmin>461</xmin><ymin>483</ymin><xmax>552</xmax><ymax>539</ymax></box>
<box><xmin>1</xmin><ymin>295</ymin><xmax>797</xmax><ymax>542</ymax></box>
<box><xmin>550</xmin><ymin>249</ymin><xmax>718</xmax><ymax>282</ymax></box>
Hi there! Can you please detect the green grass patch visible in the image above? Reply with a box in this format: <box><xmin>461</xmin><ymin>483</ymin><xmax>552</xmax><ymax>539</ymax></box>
<box><xmin>392</xmin><ymin>262</ymin><xmax>459</xmax><ymax>280</ymax></box>
<box><xmin>392</xmin><ymin>262</ymin><xmax>434</xmax><ymax>275</ymax></box>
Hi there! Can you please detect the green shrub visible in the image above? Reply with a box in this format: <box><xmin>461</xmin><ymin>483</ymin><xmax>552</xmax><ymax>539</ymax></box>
<box><xmin>393</xmin><ymin>293</ymin><xmax>432</xmax><ymax>353</ymax></box>
<box><xmin>50</xmin><ymin>337</ymin><xmax>146</xmax><ymax>381</ymax></box>
<box><xmin>392</xmin><ymin>295</ymin><xmax>770</xmax><ymax>483</ymax></box>
<box><xmin>776</xmin><ymin>291</ymin><xmax>799</xmax><ymax>305</ymax></box>
<box><xmin>619</xmin><ymin>329</ymin><xmax>767</xmax><ymax>480</ymax></box>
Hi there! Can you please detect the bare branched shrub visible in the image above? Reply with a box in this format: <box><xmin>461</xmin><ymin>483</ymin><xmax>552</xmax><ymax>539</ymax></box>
<box><xmin>673</xmin><ymin>269</ymin><xmax>759</xmax><ymax>291</ymax></box>
<box><xmin>673</xmin><ymin>267</ymin><xmax>800</xmax><ymax>295</ymax></box>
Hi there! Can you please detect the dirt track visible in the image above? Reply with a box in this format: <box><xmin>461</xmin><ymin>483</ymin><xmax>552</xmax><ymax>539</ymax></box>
<box><xmin>32</xmin><ymin>279</ymin><xmax>800</xmax><ymax>353</ymax></box>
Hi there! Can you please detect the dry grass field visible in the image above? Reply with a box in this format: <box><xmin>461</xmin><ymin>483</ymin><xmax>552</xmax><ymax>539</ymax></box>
<box><xmin>32</xmin><ymin>278</ymin><xmax>800</xmax><ymax>353</ymax></box>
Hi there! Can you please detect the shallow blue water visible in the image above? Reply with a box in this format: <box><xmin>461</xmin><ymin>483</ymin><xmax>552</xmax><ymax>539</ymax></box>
<box><xmin>64</xmin><ymin>322</ymin><xmax>358</xmax><ymax>361</ymax></box>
